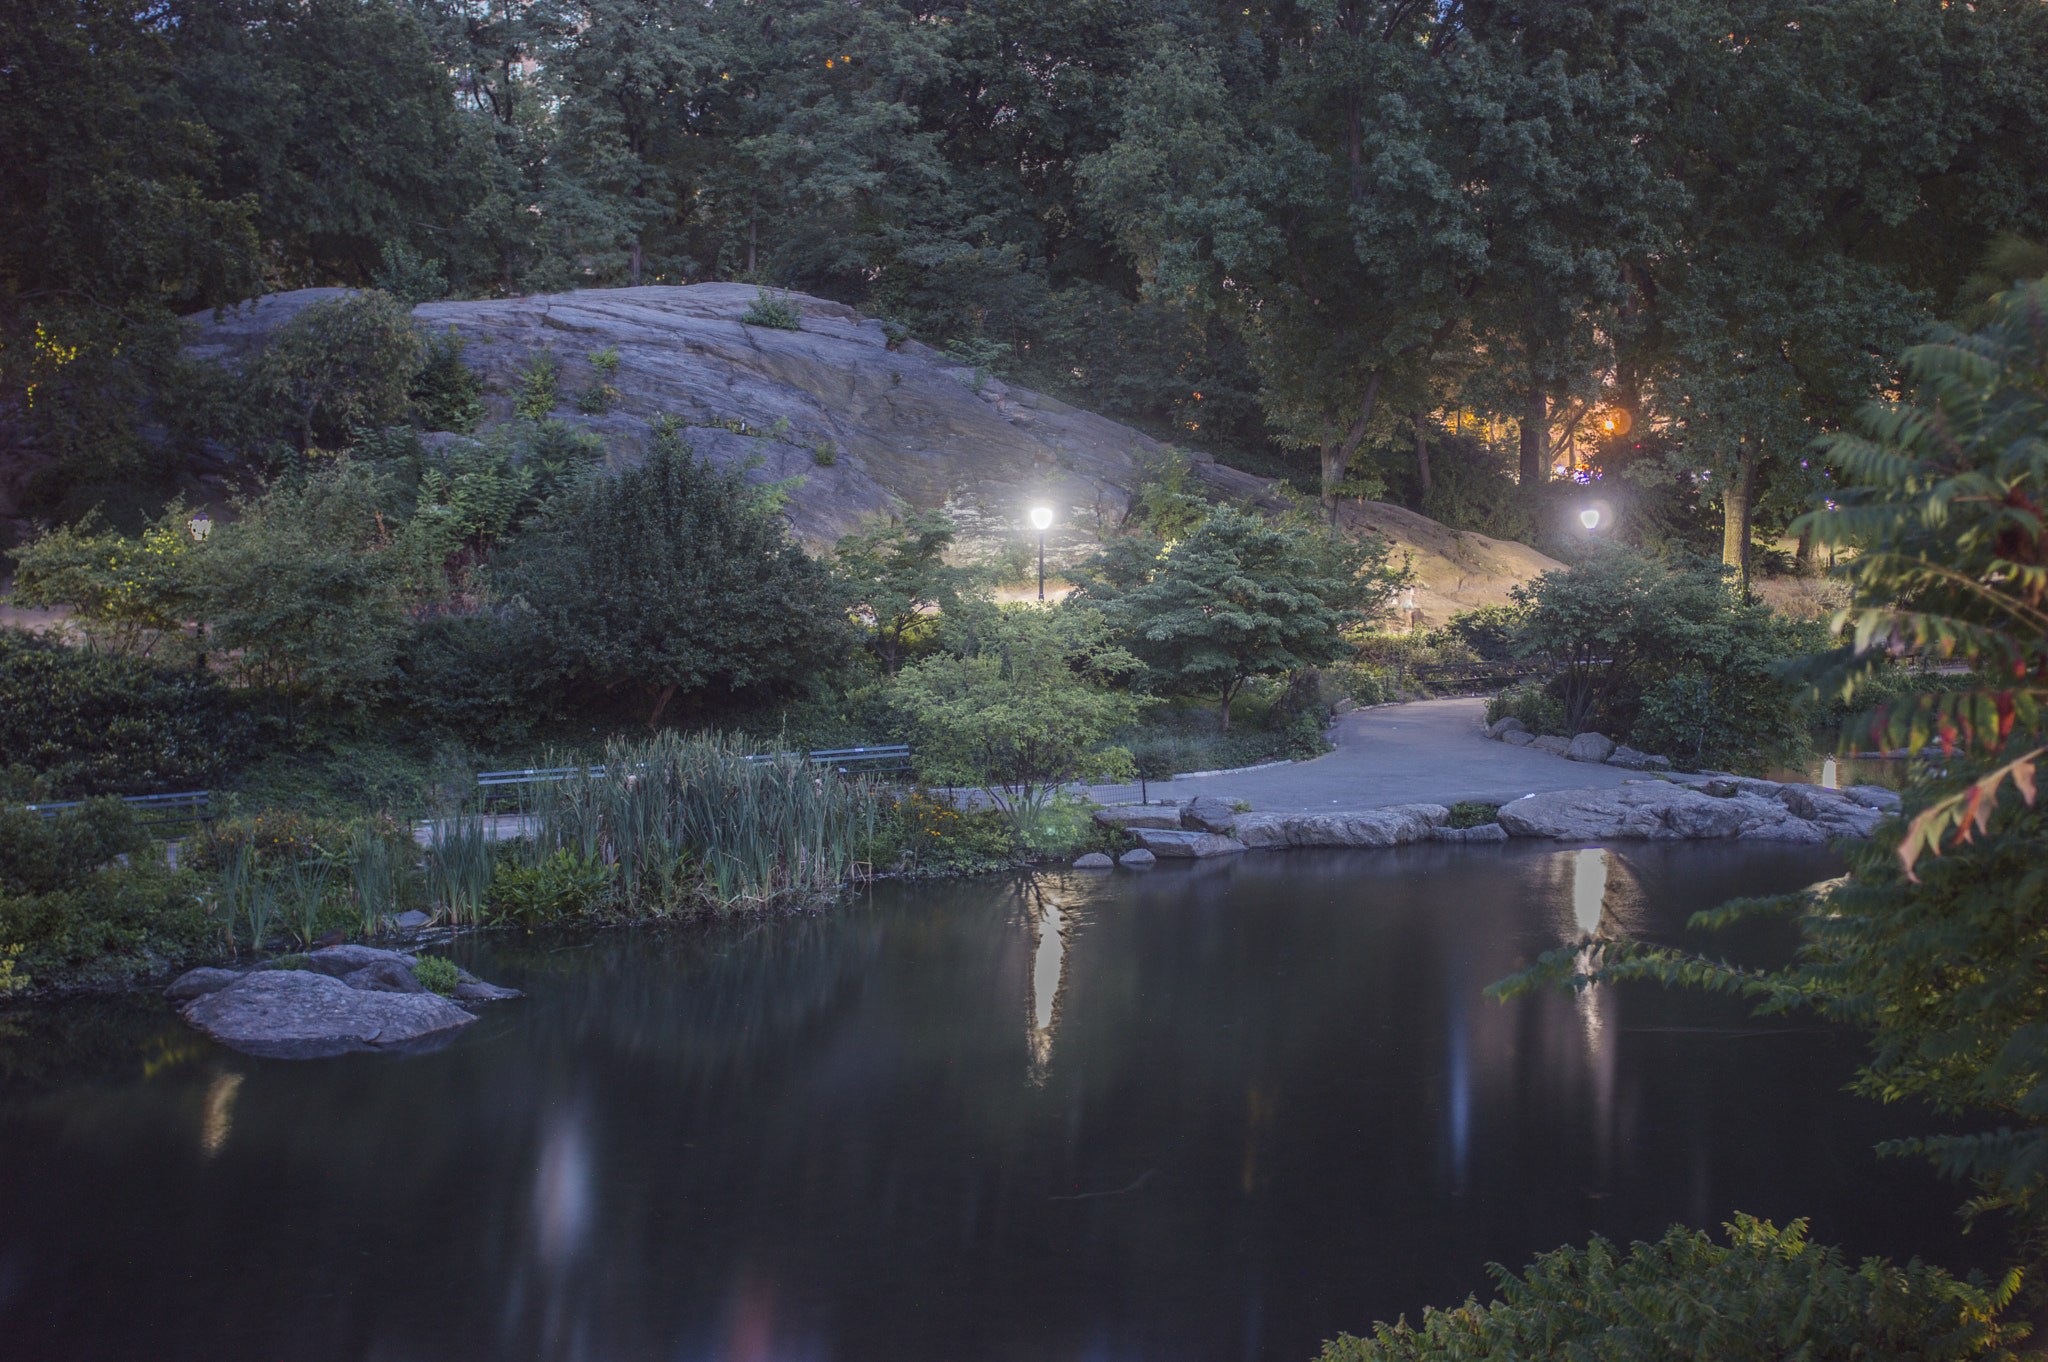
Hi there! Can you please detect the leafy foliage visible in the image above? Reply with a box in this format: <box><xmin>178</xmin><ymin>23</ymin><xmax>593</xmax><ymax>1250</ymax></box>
<box><xmin>832</xmin><ymin>509</ymin><xmax>984</xmax><ymax>675</ymax></box>
<box><xmin>0</xmin><ymin>629</ymin><xmax>255</xmax><ymax>797</ymax></box>
<box><xmin>409</xmin><ymin>954</ymin><xmax>461</xmax><ymax>993</ymax></box>
<box><xmin>11</xmin><ymin>508</ymin><xmax>203</xmax><ymax>658</ymax></box>
<box><xmin>1797</xmin><ymin>284</ymin><xmax>2048</xmax><ymax>876</ymax></box>
<box><xmin>249</xmin><ymin>291</ymin><xmax>425</xmax><ymax>451</ymax></box>
<box><xmin>513</xmin><ymin>350</ymin><xmax>562</xmax><ymax>420</ymax></box>
<box><xmin>892</xmin><ymin>605</ymin><xmax>1148</xmax><ymax>817</ymax></box>
<box><xmin>505</xmin><ymin>420</ymin><xmax>852</xmax><ymax>723</ymax></box>
<box><xmin>1510</xmin><ymin>548</ymin><xmax>1820</xmax><ymax>771</ymax></box>
<box><xmin>409</xmin><ymin>328</ymin><xmax>485</xmax><ymax>433</ymax></box>
<box><xmin>740</xmin><ymin>290</ymin><xmax>803</xmax><ymax>330</ymax></box>
<box><xmin>0</xmin><ymin>863</ymin><xmax>219</xmax><ymax>995</ymax></box>
<box><xmin>1077</xmin><ymin>505</ymin><xmax>1405</xmax><ymax>730</ymax></box>
<box><xmin>1318</xmin><ymin>1215</ymin><xmax>2027</xmax><ymax>1362</ymax></box>
<box><xmin>0</xmin><ymin>800</ymin><xmax>148</xmax><ymax>898</ymax></box>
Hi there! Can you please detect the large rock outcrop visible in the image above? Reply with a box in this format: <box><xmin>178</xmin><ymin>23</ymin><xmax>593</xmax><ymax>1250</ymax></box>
<box><xmin>1233</xmin><ymin>804</ymin><xmax>1450</xmax><ymax>849</ymax></box>
<box><xmin>179</xmin><ymin>284</ymin><xmax>1560</xmax><ymax>613</ymax></box>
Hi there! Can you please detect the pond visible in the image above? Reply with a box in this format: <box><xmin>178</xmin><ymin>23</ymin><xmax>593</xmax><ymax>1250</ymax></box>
<box><xmin>0</xmin><ymin>843</ymin><xmax>1982</xmax><ymax>1362</ymax></box>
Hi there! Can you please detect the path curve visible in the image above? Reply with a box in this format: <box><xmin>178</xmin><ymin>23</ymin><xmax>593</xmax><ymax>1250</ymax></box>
<box><xmin>1085</xmin><ymin>697</ymin><xmax>1639</xmax><ymax>814</ymax></box>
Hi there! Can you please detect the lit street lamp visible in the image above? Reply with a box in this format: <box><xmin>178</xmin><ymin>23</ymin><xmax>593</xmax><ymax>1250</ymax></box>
<box><xmin>1579</xmin><ymin>507</ymin><xmax>1601</xmax><ymax>530</ymax></box>
<box><xmin>1029</xmin><ymin>505</ymin><xmax>1053</xmax><ymax>600</ymax></box>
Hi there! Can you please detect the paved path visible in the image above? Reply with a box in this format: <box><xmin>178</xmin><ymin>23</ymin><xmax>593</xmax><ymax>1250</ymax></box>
<box><xmin>1084</xmin><ymin>697</ymin><xmax>1639</xmax><ymax>813</ymax></box>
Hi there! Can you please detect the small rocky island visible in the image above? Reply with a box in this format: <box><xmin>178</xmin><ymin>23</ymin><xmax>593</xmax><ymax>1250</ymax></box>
<box><xmin>166</xmin><ymin>946</ymin><xmax>519</xmax><ymax>1059</ymax></box>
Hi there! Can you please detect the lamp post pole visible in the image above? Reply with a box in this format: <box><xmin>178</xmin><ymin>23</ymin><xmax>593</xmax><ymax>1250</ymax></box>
<box><xmin>1029</xmin><ymin>505</ymin><xmax>1053</xmax><ymax>601</ymax></box>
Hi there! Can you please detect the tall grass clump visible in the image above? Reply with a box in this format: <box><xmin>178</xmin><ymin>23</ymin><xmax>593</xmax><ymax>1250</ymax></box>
<box><xmin>527</xmin><ymin>731</ymin><xmax>878</xmax><ymax>914</ymax></box>
<box><xmin>425</xmin><ymin>813</ymin><xmax>495</xmax><ymax>925</ymax></box>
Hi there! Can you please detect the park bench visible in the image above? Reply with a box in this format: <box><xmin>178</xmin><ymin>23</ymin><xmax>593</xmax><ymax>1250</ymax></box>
<box><xmin>20</xmin><ymin>790</ymin><xmax>214</xmax><ymax>828</ymax></box>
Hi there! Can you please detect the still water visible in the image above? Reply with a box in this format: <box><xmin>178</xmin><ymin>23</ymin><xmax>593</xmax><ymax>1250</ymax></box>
<box><xmin>0</xmin><ymin>843</ymin><xmax>1980</xmax><ymax>1362</ymax></box>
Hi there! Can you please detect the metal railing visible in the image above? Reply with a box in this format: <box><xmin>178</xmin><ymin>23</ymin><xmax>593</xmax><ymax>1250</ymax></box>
<box><xmin>476</xmin><ymin>744</ymin><xmax>913</xmax><ymax>794</ymax></box>
<box><xmin>21</xmin><ymin>791</ymin><xmax>214</xmax><ymax>827</ymax></box>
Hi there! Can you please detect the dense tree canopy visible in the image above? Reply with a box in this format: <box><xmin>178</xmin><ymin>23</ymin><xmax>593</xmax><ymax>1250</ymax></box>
<box><xmin>5</xmin><ymin>0</ymin><xmax>2048</xmax><ymax>570</ymax></box>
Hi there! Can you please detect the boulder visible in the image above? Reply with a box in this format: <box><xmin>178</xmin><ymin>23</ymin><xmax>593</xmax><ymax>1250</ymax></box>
<box><xmin>1531</xmin><ymin>735</ymin><xmax>1573</xmax><ymax>757</ymax></box>
<box><xmin>164</xmin><ymin>967</ymin><xmax>244</xmax><ymax>1001</ymax></box>
<box><xmin>182</xmin><ymin>970</ymin><xmax>477</xmax><ymax>1059</ymax></box>
<box><xmin>344</xmin><ymin>960</ymin><xmax>426</xmax><ymax>994</ymax></box>
<box><xmin>1072</xmin><ymin>852</ymin><xmax>1114</xmax><ymax>869</ymax></box>
<box><xmin>1485</xmin><ymin>716</ymin><xmax>1526</xmax><ymax>739</ymax></box>
<box><xmin>1119</xmin><ymin>848</ymin><xmax>1157</xmax><ymax>867</ymax></box>
<box><xmin>302</xmin><ymin>945</ymin><xmax>417</xmax><ymax>979</ymax></box>
<box><xmin>1128</xmin><ymin>828</ymin><xmax>1248</xmax><ymax>858</ymax></box>
<box><xmin>1843</xmin><ymin>785</ymin><xmax>1903</xmax><ymax>812</ymax></box>
<box><xmin>1431</xmin><ymin>823</ymin><xmax>1510</xmax><ymax>843</ymax></box>
<box><xmin>1567</xmin><ymin>732</ymin><xmax>1616</xmax><ymax>763</ymax></box>
<box><xmin>1501</xmin><ymin>730</ymin><xmax>1536</xmax><ymax>748</ymax></box>
<box><xmin>1605</xmin><ymin>745</ymin><xmax>1657</xmax><ymax>770</ymax></box>
<box><xmin>1494</xmin><ymin>778</ymin><xmax>1884</xmax><ymax>843</ymax></box>
<box><xmin>1234</xmin><ymin>804</ymin><xmax>1448</xmax><ymax>849</ymax></box>
<box><xmin>1093</xmin><ymin>806</ymin><xmax>1184</xmax><ymax>831</ymax></box>
<box><xmin>1181</xmin><ymin>796</ymin><xmax>1240</xmax><ymax>834</ymax></box>
<box><xmin>393</xmin><ymin>910</ymin><xmax>433</xmax><ymax>931</ymax></box>
<box><xmin>451</xmin><ymin>968</ymin><xmax>522</xmax><ymax>1002</ymax></box>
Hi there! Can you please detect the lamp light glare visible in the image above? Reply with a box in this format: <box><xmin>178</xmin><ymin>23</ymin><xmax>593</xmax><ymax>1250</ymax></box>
<box><xmin>1579</xmin><ymin>508</ymin><xmax>1601</xmax><ymax>530</ymax></box>
<box><xmin>1029</xmin><ymin>506</ymin><xmax>1053</xmax><ymax>531</ymax></box>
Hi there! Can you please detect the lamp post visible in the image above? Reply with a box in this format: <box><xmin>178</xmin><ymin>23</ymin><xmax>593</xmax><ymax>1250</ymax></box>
<box><xmin>1029</xmin><ymin>505</ymin><xmax>1053</xmax><ymax>600</ymax></box>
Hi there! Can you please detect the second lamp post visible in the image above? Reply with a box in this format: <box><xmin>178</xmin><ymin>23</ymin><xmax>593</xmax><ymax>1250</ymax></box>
<box><xmin>1029</xmin><ymin>505</ymin><xmax>1053</xmax><ymax>600</ymax></box>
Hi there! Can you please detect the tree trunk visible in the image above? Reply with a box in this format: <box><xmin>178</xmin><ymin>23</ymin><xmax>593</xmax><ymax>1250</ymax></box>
<box><xmin>647</xmin><ymin>682</ymin><xmax>677</xmax><ymax>731</ymax></box>
<box><xmin>1519</xmin><ymin>387</ymin><xmax>1548</xmax><ymax>487</ymax></box>
<box><xmin>628</xmin><ymin>238</ymin><xmax>642</xmax><ymax>287</ymax></box>
<box><xmin>1795</xmin><ymin>526</ymin><xmax>1817</xmax><ymax>576</ymax></box>
<box><xmin>1218</xmin><ymin>679</ymin><xmax>1235</xmax><ymax>733</ymax></box>
<box><xmin>1320</xmin><ymin>371</ymin><xmax>1384</xmax><ymax>522</ymax></box>
<box><xmin>1721</xmin><ymin>443</ymin><xmax>1758</xmax><ymax>591</ymax></box>
<box><xmin>747</xmin><ymin>186</ymin><xmax>758</xmax><ymax>277</ymax></box>
<box><xmin>1413</xmin><ymin>410</ymin><xmax>1431</xmax><ymax>496</ymax></box>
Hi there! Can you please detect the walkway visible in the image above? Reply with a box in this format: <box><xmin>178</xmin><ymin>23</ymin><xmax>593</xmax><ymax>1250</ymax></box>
<box><xmin>1083</xmin><ymin>697</ymin><xmax>1639</xmax><ymax>813</ymax></box>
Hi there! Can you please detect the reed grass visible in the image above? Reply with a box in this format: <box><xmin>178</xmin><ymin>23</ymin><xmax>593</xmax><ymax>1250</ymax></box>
<box><xmin>284</xmin><ymin>855</ymin><xmax>335</xmax><ymax>947</ymax></box>
<box><xmin>425</xmin><ymin>814</ymin><xmax>495</xmax><ymax>926</ymax></box>
<box><xmin>346</xmin><ymin>822</ymin><xmax>405</xmax><ymax>936</ymax></box>
<box><xmin>523</xmin><ymin>732</ymin><xmax>878</xmax><ymax>914</ymax></box>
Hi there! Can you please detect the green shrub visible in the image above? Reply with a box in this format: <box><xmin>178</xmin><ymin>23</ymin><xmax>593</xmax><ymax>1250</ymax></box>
<box><xmin>410</xmin><ymin>328</ymin><xmax>485</xmax><ymax>433</ymax></box>
<box><xmin>410</xmin><ymin>954</ymin><xmax>460</xmax><ymax>994</ymax></box>
<box><xmin>0</xmin><ymin>864</ymin><xmax>220</xmax><ymax>993</ymax></box>
<box><xmin>740</xmin><ymin>290</ymin><xmax>802</xmax><ymax>330</ymax></box>
<box><xmin>1486</xmin><ymin>682</ymin><xmax>1566</xmax><ymax>737</ymax></box>
<box><xmin>868</xmin><ymin>790</ymin><xmax>1020</xmax><ymax>875</ymax></box>
<box><xmin>193</xmin><ymin>807</ymin><xmax>349</xmax><ymax>871</ymax></box>
<box><xmin>811</xmin><ymin>440</ymin><xmax>836</xmax><ymax>466</ymax></box>
<box><xmin>372</xmin><ymin>241</ymin><xmax>447</xmax><ymax>306</ymax></box>
<box><xmin>1427</xmin><ymin>605</ymin><xmax>1523</xmax><ymax>662</ymax></box>
<box><xmin>389</xmin><ymin>610</ymin><xmax>558</xmax><ymax>746</ymax></box>
<box><xmin>514</xmin><ymin>350</ymin><xmax>561</xmax><ymax>419</ymax></box>
<box><xmin>1444</xmin><ymin>801</ymin><xmax>1500</xmax><ymax>829</ymax></box>
<box><xmin>0</xmin><ymin>799</ymin><xmax>148</xmax><ymax>896</ymax></box>
<box><xmin>250</xmin><ymin>290</ymin><xmax>425</xmax><ymax>451</ymax></box>
<box><xmin>1317</xmin><ymin>1215</ymin><xmax>2024</xmax><ymax>1362</ymax></box>
<box><xmin>486</xmin><ymin>847</ymin><xmax>615</xmax><ymax>926</ymax></box>
<box><xmin>0</xmin><ymin>629</ymin><xmax>257</xmax><ymax>796</ymax></box>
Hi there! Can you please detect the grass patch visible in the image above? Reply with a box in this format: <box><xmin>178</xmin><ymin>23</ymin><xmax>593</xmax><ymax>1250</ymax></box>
<box><xmin>1445</xmin><ymin>801</ymin><xmax>1501</xmax><ymax>829</ymax></box>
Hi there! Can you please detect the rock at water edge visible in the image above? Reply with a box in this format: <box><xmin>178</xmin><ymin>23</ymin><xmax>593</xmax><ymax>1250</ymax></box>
<box><xmin>183</xmin><ymin>970</ymin><xmax>477</xmax><ymax>1059</ymax></box>
<box><xmin>165</xmin><ymin>967</ymin><xmax>245</xmax><ymax>1001</ymax></box>
<box><xmin>1234</xmin><ymin>804</ymin><xmax>1448</xmax><ymax>849</ymax></box>
<box><xmin>1119</xmin><ymin>848</ymin><xmax>1158</xmax><ymax>867</ymax></box>
<box><xmin>1181</xmin><ymin>796</ymin><xmax>1240</xmax><ymax>834</ymax></box>
<box><xmin>1073</xmin><ymin>852</ymin><xmax>1114</xmax><ymax>869</ymax></box>
<box><xmin>1093</xmin><ymin>806</ymin><xmax>1183</xmax><ymax>831</ymax></box>
<box><xmin>1129</xmin><ymin>828</ymin><xmax>1248</xmax><ymax>858</ymax></box>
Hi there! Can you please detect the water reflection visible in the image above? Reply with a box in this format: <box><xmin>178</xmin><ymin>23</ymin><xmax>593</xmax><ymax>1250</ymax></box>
<box><xmin>199</xmin><ymin>1070</ymin><xmax>242</xmax><ymax>1158</ymax></box>
<box><xmin>1026</xmin><ymin>883</ymin><xmax>1069</xmax><ymax>1080</ymax></box>
<box><xmin>0</xmin><ymin>843</ymin><xmax>1981</xmax><ymax>1362</ymax></box>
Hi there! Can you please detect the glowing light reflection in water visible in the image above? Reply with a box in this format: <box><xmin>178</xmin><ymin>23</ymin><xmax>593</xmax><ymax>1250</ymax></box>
<box><xmin>1028</xmin><ymin>890</ymin><xmax>1067</xmax><ymax>1078</ymax></box>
